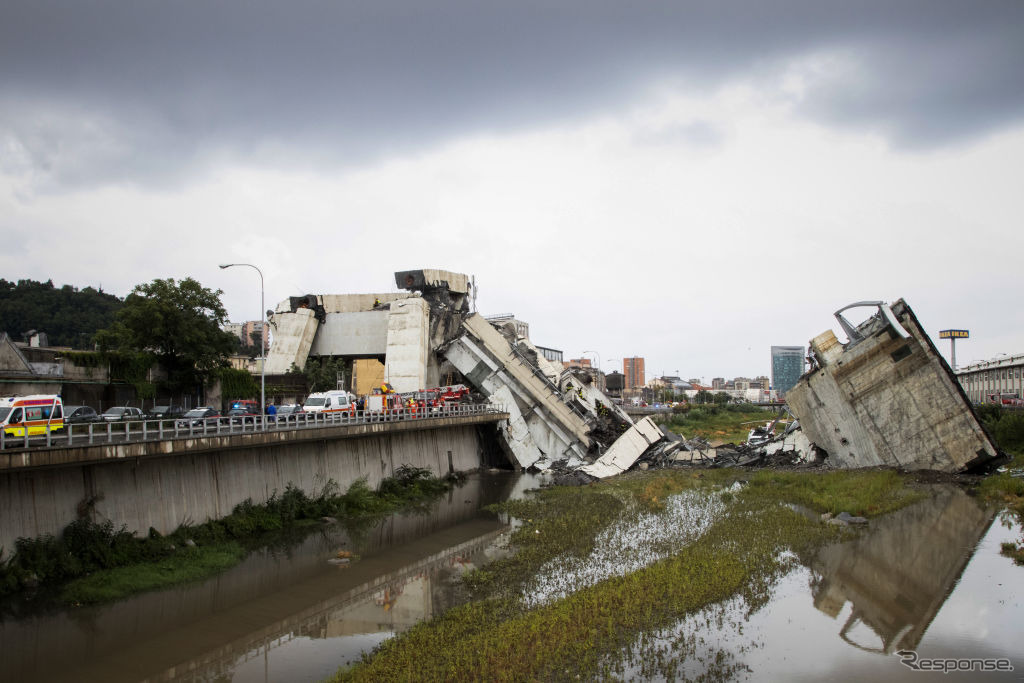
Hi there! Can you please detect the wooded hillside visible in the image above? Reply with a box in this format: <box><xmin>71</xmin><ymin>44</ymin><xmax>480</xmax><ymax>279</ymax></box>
<box><xmin>0</xmin><ymin>278</ymin><xmax>123</xmax><ymax>349</ymax></box>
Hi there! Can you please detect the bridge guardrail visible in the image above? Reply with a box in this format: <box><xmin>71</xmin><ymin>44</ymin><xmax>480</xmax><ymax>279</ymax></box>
<box><xmin>0</xmin><ymin>403</ymin><xmax>508</xmax><ymax>452</ymax></box>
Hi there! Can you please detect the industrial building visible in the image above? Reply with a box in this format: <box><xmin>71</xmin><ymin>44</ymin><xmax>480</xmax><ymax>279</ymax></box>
<box><xmin>956</xmin><ymin>354</ymin><xmax>1024</xmax><ymax>404</ymax></box>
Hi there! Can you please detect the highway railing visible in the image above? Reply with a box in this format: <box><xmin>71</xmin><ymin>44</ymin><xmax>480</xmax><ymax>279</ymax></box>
<box><xmin>0</xmin><ymin>403</ymin><xmax>507</xmax><ymax>451</ymax></box>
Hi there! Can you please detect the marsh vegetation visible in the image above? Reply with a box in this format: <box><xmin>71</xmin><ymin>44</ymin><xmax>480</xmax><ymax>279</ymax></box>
<box><xmin>656</xmin><ymin>404</ymin><xmax>786</xmax><ymax>444</ymax></box>
<box><xmin>334</xmin><ymin>468</ymin><xmax>929</xmax><ymax>681</ymax></box>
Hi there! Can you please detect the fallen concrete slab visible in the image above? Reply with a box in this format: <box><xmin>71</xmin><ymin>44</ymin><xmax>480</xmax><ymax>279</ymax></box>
<box><xmin>580</xmin><ymin>417</ymin><xmax>663</xmax><ymax>479</ymax></box>
<box><xmin>442</xmin><ymin>314</ymin><xmax>592</xmax><ymax>469</ymax></box>
<box><xmin>786</xmin><ymin>299</ymin><xmax>1000</xmax><ymax>472</ymax></box>
<box><xmin>674</xmin><ymin>447</ymin><xmax>717</xmax><ymax>464</ymax></box>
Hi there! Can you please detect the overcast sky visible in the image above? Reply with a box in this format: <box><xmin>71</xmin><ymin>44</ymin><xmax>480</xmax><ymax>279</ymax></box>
<box><xmin>3</xmin><ymin>1</ymin><xmax>1023</xmax><ymax>382</ymax></box>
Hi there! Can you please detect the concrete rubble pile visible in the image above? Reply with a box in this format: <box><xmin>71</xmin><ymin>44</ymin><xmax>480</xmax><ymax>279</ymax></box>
<box><xmin>440</xmin><ymin>311</ymin><xmax>665</xmax><ymax>476</ymax></box>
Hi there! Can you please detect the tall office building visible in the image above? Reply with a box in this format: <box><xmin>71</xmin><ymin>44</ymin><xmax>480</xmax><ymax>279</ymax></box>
<box><xmin>771</xmin><ymin>346</ymin><xmax>805</xmax><ymax>397</ymax></box>
<box><xmin>623</xmin><ymin>357</ymin><xmax>645</xmax><ymax>392</ymax></box>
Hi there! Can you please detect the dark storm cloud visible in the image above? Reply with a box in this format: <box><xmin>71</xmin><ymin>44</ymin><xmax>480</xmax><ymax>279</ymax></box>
<box><xmin>2</xmin><ymin>0</ymin><xmax>1023</xmax><ymax>189</ymax></box>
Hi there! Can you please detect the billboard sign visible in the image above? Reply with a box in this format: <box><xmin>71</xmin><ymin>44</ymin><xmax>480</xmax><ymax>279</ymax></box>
<box><xmin>939</xmin><ymin>330</ymin><xmax>969</xmax><ymax>339</ymax></box>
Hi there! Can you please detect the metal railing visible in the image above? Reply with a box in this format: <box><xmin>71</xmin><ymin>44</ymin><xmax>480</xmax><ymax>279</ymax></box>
<box><xmin>0</xmin><ymin>403</ymin><xmax>507</xmax><ymax>452</ymax></box>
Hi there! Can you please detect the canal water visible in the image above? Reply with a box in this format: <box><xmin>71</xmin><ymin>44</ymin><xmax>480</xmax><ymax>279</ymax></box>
<box><xmin>1</xmin><ymin>471</ymin><xmax>548</xmax><ymax>683</ymax></box>
<box><xmin>2</xmin><ymin>477</ymin><xmax>1021</xmax><ymax>681</ymax></box>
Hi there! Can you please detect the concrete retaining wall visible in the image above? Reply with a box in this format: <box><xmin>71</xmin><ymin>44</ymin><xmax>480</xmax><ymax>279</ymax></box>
<box><xmin>0</xmin><ymin>424</ymin><xmax>487</xmax><ymax>553</ymax></box>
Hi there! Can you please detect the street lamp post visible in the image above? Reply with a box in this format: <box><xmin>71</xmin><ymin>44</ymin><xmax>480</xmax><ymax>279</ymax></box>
<box><xmin>607</xmin><ymin>358</ymin><xmax>620</xmax><ymax>398</ymax></box>
<box><xmin>219</xmin><ymin>263</ymin><xmax>265</xmax><ymax>420</ymax></box>
<box><xmin>582</xmin><ymin>350</ymin><xmax>602</xmax><ymax>391</ymax></box>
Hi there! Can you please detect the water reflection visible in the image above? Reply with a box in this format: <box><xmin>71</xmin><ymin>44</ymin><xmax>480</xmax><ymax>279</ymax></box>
<box><xmin>1</xmin><ymin>471</ymin><xmax>540</xmax><ymax>683</ymax></box>
<box><xmin>809</xmin><ymin>485</ymin><xmax>996</xmax><ymax>655</ymax></box>
<box><xmin>613</xmin><ymin>484</ymin><xmax>1019</xmax><ymax>681</ymax></box>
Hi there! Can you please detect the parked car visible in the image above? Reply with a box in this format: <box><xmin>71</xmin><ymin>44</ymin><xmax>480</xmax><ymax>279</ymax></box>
<box><xmin>274</xmin><ymin>404</ymin><xmax>306</xmax><ymax>423</ymax></box>
<box><xmin>101</xmin><ymin>406</ymin><xmax>146</xmax><ymax>422</ymax></box>
<box><xmin>149</xmin><ymin>405</ymin><xmax>184</xmax><ymax>419</ymax></box>
<box><xmin>176</xmin><ymin>407</ymin><xmax>221</xmax><ymax>428</ymax></box>
<box><xmin>64</xmin><ymin>405</ymin><xmax>99</xmax><ymax>424</ymax></box>
<box><xmin>225</xmin><ymin>407</ymin><xmax>260</xmax><ymax>426</ymax></box>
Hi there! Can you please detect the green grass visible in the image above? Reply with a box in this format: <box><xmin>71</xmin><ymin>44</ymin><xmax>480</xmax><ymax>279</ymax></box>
<box><xmin>61</xmin><ymin>543</ymin><xmax>247</xmax><ymax>604</ymax></box>
<box><xmin>464</xmin><ymin>486</ymin><xmax>627</xmax><ymax>599</ymax></box>
<box><xmin>332</xmin><ymin>467</ymin><xmax>922</xmax><ymax>681</ymax></box>
<box><xmin>658</xmin><ymin>405</ymin><xmax>785</xmax><ymax>444</ymax></box>
<box><xmin>741</xmin><ymin>469</ymin><xmax>926</xmax><ymax>516</ymax></box>
<box><xmin>977</xmin><ymin>449</ymin><xmax>1024</xmax><ymax>564</ymax></box>
<box><xmin>972</xmin><ymin>404</ymin><xmax>1024</xmax><ymax>564</ymax></box>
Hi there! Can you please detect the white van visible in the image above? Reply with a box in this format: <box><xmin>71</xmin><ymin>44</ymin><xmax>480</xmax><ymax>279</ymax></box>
<box><xmin>302</xmin><ymin>390</ymin><xmax>356</xmax><ymax>414</ymax></box>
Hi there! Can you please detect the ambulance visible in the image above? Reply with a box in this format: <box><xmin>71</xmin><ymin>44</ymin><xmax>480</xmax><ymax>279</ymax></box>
<box><xmin>302</xmin><ymin>390</ymin><xmax>356</xmax><ymax>415</ymax></box>
<box><xmin>0</xmin><ymin>394</ymin><xmax>65</xmax><ymax>437</ymax></box>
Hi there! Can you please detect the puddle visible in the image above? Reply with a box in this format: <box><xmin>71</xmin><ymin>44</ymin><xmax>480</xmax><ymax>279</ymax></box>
<box><xmin>523</xmin><ymin>489</ymin><xmax>727</xmax><ymax>608</ymax></box>
<box><xmin>612</xmin><ymin>484</ymin><xmax>1024</xmax><ymax>680</ymax></box>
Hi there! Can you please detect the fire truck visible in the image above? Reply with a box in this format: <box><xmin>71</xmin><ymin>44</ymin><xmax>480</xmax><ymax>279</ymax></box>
<box><xmin>987</xmin><ymin>393</ymin><xmax>1024</xmax><ymax>407</ymax></box>
<box><xmin>433</xmin><ymin>384</ymin><xmax>470</xmax><ymax>403</ymax></box>
<box><xmin>365</xmin><ymin>383</ymin><xmax>402</xmax><ymax>418</ymax></box>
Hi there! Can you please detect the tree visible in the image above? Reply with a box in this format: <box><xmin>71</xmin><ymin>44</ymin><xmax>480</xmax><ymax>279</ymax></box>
<box><xmin>298</xmin><ymin>356</ymin><xmax>349</xmax><ymax>393</ymax></box>
<box><xmin>693</xmin><ymin>389</ymin><xmax>714</xmax><ymax>405</ymax></box>
<box><xmin>95</xmin><ymin>277</ymin><xmax>238</xmax><ymax>391</ymax></box>
<box><xmin>0</xmin><ymin>278</ymin><xmax>122</xmax><ymax>348</ymax></box>
<box><xmin>237</xmin><ymin>328</ymin><xmax>266</xmax><ymax>358</ymax></box>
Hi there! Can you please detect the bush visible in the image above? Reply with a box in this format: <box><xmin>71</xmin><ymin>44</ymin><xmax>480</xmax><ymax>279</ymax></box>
<box><xmin>378</xmin><ymin>465</ymin><xmax>449</xmax><ymax>501</ymax></box>
<box><xmin>975</xmin><ymin>403</ymin><xmax>1003</xmax><ymax>428</ymax></box>
<box><xmin>993</xmin><ymin>413</ymin><xmax>1024</xmax><ymax>452</ymax></box>
<box><xmin>973</xmin><ymin>405</ymin><xmax>1024</xmax><ymax>453</ymax></box>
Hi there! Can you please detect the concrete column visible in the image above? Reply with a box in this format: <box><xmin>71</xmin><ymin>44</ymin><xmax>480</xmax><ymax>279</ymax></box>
<box><xmin>384</xmin><ymin>298</ymin><xmax>430</xmax><ymax>393</ymax></box>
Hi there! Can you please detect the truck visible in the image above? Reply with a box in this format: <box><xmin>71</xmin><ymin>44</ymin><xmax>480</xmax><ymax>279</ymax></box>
<box><xmin>365</xmin><ymin>392</ymin><xmax>402</xmax><ymax>415</ymax></box>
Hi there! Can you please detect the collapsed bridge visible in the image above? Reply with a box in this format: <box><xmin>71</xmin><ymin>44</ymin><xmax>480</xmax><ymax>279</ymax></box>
<box><xmin>264</xmin><ymin>268</ymin><xmax>664</xmax><ymax>474</ymax></box>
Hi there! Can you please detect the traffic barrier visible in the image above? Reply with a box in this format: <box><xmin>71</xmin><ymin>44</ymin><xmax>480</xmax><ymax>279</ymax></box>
<box><xmin>0</xmin><ymin>402</ymin><xmax>506</xmax><ymax>451</ymax></box>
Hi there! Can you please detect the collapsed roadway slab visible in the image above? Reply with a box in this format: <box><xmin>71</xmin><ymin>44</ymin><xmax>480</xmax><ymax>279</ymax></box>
<box><xmin>579</xmin><ymin>417</ymin><xmax>663</xmax><ymax>479</ymax></box>
<box><xmin>441</xmin><ymin>313</ymin><xmax>593</xmax><ymax>469</ymax></box>
<box><xmin>786</xmin><ymin>299</ymin><xmax>1000</xmax><ymax>472</ymax></box>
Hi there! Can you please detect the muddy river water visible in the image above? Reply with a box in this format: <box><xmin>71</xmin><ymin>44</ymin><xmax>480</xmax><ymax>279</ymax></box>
<box><xmin>1</xmin><ymin>474</ymin><xmax>1021</xmax><ymax>681</ymax></box>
